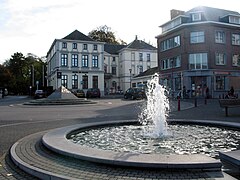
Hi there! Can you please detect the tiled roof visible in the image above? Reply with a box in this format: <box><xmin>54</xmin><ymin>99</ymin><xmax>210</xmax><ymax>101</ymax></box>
<box><xmin>104</xmin><ymin>44</ymin><xmax>126</xmax><ymax>54</ymax></box>
<box><xmin>62</xmin><ymin>30</ymin><xmax>95</xmax><ymax>41</ymax></box>
<box><xmin>186</xmin><ymin>6</ymin><xmax>240</xmax><ymax>21</ymax></box>
<box><xmin>126</xmin><ymin>38</ymin><xmax>157</xmax><ymax>50</ymax></box>
<box><xmin>134</xmin><ymin>67</ymin><xmax>159</xmax><ymax>78</ymax></box>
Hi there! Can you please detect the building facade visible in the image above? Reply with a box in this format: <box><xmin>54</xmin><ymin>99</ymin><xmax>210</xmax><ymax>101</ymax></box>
<box><xmin>46</xmin><ymin>30</ymin><xmax>157</xmax><ymax>95</ymax></box>
<box><xmin>156</xmin><ymin>6</ymin><xmax>240</xmax><ymax>98</ymax></box>
<box><xmin>104</xmin><ymin>36</ymin><xmax>157</xmax><ymax>93</ymax></box>
<box><xmin>46</xmin><ymin>30</ymin><xmax>105</xmax><ymax>95</ymax></box>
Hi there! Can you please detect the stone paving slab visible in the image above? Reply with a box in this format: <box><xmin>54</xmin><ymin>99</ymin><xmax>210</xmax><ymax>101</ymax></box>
<box><xmin>9</xmin><ymin>131</ymin><xmax>237</xmax><ymax>180</ymax></box>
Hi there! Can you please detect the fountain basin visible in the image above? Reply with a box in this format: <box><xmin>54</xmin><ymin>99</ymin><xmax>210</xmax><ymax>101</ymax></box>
<box><xmin>42</xmin><ymin>119</ymin><xmax>224</xmax><ymax>170</ymax></box>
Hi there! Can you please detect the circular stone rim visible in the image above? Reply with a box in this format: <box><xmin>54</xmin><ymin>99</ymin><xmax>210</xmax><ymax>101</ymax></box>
<box><xmin>40</xmin><ymin>119</ymin><xmax>240</xmax><ymax>169</ymax></box>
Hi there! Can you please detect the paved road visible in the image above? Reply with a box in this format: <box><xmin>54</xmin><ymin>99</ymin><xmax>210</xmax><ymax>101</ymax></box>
<box><xmin>0</xmin><ymin>96</ymin><xmax>142</xmax><ymax>157</ymax></box>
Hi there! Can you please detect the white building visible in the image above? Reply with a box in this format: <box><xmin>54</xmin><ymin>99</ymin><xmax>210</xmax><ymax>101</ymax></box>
<box><xmin>46</xmin><ymin>30</ymin><xmax>157</xmax><ymax>95</ymax></box>
<box><xmin>46</xmin><ymin>30</ymin><xmax>105</xmax><ymax>95</ymax></box>
<box><xmin>104</xmin><ymin>36</ymin><xmax>157</xmax><ymax>93</ymax></box>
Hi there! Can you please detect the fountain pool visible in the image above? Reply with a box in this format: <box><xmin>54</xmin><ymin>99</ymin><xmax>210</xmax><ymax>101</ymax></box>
<box><xmin>68</xmin><ymin>123</ymin><xmax>240</xmax><ymax>158</ymax></box>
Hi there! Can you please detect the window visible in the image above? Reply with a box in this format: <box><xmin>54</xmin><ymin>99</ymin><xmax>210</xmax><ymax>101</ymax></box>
<box><xmin>232</xmin><ymin>54</ymin><xmax>240</xmax><ymax>66</ymax></box>
<box><xmin>93</xmin><ymin>44</ymin><xmax>98</xmax><ymax>50</ymax></box>
<box><xmin>215</xmin><ymin>31</ymin><xmax>225</xmax><ymax>43</ymax></box>
<box><xmin>61</xmin><ymin>54</ymin><xmax>68</xmax><ymax>66</ymax></box>
<box><xmin>161</xmin><ymin>56</ymin><xmax>181</xmax><ymax>70</ymax></box>
<box><xmin>162</xmin><ymin>17</ymin><xmax>181</xmax><ymax>32</ymax></box>
<box><xmin>83</xmin><ymin>44</ymin><xmax>88</xmax><ymax>50</ymax></box>
<box><xmin>215</xmin><ymin>53</ymin><xmax>226</xmax><ymax>65</ymax></box>
<box><xmin>139</xmin><ymin>53</ymin><xmax>143</xmax><ymax>61</ymax></box>
<box><xmin>147</xmin><ymin>54</ymin><xmax>151</xmax><ymax>61</ymax></box>
<box><xmin>61</xmin><ymin>75</ymin><xmax>68</xmax><ymax>87</ymax></box>
<box><xmin>71</xmin><ymin>54</ymin><xmax>78</xmax><ymax>67</ymax></box>
<box><xmin>190</xmin><ymin>31</ymin><xmax>204</xmax><ymax>43</ymax></box>
<box><xmin>92</xmin><ymin>76</ymin><xmax>98</xmax><ymax>88</ymax></box>
<box><xmin>72</xmin><ymin>75</ymin><xmax>78</xmax><ymax>89</ymax></box>
<box><xmin>232</xmin><ymin>34</ymin><xmax>240</xmax><ymax>45</ymax></box>
<box><xmin>62</xmin><ymin>42</ymin><xmax>67</xmax><ymax>48</ymax></box>
<box><xmin>112</xmin><ymin>57</ymin><xmax>116</xmax><ymax>62</ymax></box>
<box><xmin>160</xmin><ymin>35</ymin><xmax>180</xmax><ymax>51</ymax></box>
<box><xmin>191</xmin><ymin>13</ymin><xmax>201</xmax><ymax>21</ymax></box>
<box><xmin>73</xmin><ymin>43</ymin><xmax>77</xmax><ymax>49</ymax></box>
<box><xmin>92</xmin><ymin>55</ymin><xmax>98</xmax><ymax>68</ymax></box>
<box><xmin>216</xmin><ymin>76</ymin><xmax>225</xmax><ymax>90</ymax></box>
<box><xmin>112</xmin><ymin>67</ymin><xmax>116</xmax><ymax>75</ymax></box>
<box><xmin>229</xmin><ymin>16</ymin><xmax>240</xmax><ymax>24</ymax></box>
<box><xmin>189</xmin><ymin>53</ymin><xmax>208</xmax><ymax>70</ymax></box>
<box><xmin>138</xmin><ymin>65</ymin><xmax>143</xmax><ymax>74</ymax></box>
<box><xmin>82</xmin><ymin>75</ymin><xmax>88</xmax><ymax>89</ymax></box>
<box><xmin>82</xmin><ymin>55</ymin><xmax>88</xmax><ymax>67</ymax></box>
<box><xmin>131</xmin><ymin>53</ymin><xmax>135</xmax><ymax>60</ymax></box>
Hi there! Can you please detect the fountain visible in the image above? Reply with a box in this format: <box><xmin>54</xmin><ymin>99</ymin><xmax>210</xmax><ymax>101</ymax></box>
<box><xmin>67</xmin><ymin>74</ymin><xmax>240</xmax><ymax>158</ymax></box>
<box><xmin>40</xmin><ymin>73</ymin><xmax>240</xmax><ymax>170</ymax></box>
<box><xmin>138</xmin><ymin>73</ymin><xmax>169</xmax><ymax>138</ymax></box>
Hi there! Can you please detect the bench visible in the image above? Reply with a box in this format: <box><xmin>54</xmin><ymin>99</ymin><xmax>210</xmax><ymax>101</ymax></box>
<box><xmin>219</xmin><ymin>99</ymin><xmax>240</xmax><ymax>117</ymax></box>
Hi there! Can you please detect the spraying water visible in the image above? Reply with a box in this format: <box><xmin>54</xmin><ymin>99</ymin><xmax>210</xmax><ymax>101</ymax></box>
<box><xmin>138</xmin><ymin>73</ymin><xmax>170</xmax><ymax>138</ymax></box>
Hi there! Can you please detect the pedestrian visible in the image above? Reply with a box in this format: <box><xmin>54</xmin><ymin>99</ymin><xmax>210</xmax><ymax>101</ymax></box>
<box><xmin>227</xmin><ymin>86</ymin><xmax>235</xmax><ymax>98</ymax></box>
<box><xmin>205</xmin><ymin>86</ymin><xmax>209</xmax><ymax>99</ymax></box>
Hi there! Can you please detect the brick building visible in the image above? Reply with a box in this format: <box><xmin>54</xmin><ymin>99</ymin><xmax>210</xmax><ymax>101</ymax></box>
<box><xmin>156</xmin><ymin>6</ymin><xmax>240</xmax><ymax>98</ymax></box>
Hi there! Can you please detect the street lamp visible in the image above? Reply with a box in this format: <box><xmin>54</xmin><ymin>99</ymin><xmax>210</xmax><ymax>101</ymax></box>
<box><xmin>129</xmin><ymin>68</ymin><xmax>132</xmax><ymax>88</ymax></box>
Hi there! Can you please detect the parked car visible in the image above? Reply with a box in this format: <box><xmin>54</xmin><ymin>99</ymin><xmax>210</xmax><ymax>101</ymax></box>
<box><xmin>124</xmin><ymin>87</ymin><xmax>146</xmax><ymax>100</ymax></box>
<box><xmin>34</xmin><ymin>90</ymin><xmax>46</xmax><ymax>99</ymax></box>
<box><xmin>86</xmin><ymin>88</ymin><xmax>101</xmax><ymax>98</ymax></box>
<box><xmin>74</xmin><ymin>89</ymin><xmax>85</xmax><ymax>98</ymax></box>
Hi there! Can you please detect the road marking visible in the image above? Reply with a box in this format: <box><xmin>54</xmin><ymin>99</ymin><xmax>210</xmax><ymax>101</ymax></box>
<box><xmin>0</xmin><ymin>119</ymin><xmax>63</xmax><ymax>128</ymax></box>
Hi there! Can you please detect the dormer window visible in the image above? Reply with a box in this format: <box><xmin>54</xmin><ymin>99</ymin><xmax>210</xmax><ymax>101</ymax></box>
<box><xmin>62</xmin><ymin>42</ymin><xmax>67</xmax><ymax>48</ymax></box>
<box><xmin>191</xmin><ymin>13</ymin><xmax>201</xmax><ymax>21</ymax></box>
<box><xmin>229</xmin><ymin>15</ymin><xmax>240</xmax><ymax>24</ymax></box>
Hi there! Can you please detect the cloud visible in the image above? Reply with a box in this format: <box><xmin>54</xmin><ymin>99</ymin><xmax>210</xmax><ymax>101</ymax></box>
<box><xmin>0</xmin><ymin>0</ymin><xmax>239</xmax><ymax>64</ymax></box>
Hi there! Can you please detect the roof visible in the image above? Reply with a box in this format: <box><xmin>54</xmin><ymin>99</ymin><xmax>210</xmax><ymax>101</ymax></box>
<box><xmin>186</xmin><ymin>6</ymin><xmax>240</xmax><ymax>21</ymax></box>
<box><xmin>104</xmin><ymin>44</ymin><xmax>126</xmax><ymax>54</ymax></box>
<box><xmin>62</xmin><ymin>30</ymin><xmax>95</xmax><ymax>42</ymax></box>
<box><xmin>134</xmin><ymin>67</ymin><xmax>159</xmax><ymax>78</ymax></box>
<box><xmin>126</xmin><ymin>37</ymin><xmax>157</xmax><ymax>50</ymax></box>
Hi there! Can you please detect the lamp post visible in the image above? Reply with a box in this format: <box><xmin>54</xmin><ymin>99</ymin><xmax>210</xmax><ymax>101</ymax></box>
<box><xmin>129</xmin><ymin>68</ymin><xmax>132</xmax><ymax>88</ymax></box>
<box><xmin>31</xmin><ymin>65</ymin><xmax>34</xmax><ymax>88</ymax></box>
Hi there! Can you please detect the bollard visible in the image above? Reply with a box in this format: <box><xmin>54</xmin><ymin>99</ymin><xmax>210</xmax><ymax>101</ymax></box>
<box><xmin>178</xmin><ymin>98</ymin><xmax>180</xmax><ymax>111</ymax></box>
<box><xmin>204</xmin><ymin>97</ymin><xmax>207</xmax><ymax>105</ymax></box>
<box><xmin>194</xmin><ymin>97</ymin><xmax>197</xmax><ymax>107</ymax></box>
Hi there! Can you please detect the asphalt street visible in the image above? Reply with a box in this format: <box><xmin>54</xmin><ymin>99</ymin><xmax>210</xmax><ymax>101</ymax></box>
<box><xmin>0</xmin><ymin>96</ymin><xmax>141</xmax><ymax>157</ymax></box>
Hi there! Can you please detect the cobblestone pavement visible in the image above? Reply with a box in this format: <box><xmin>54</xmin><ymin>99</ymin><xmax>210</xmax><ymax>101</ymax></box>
<box><xmin>4</xmin><ymin>131</ymin><xmax>236</xmax><ymax>180</ymax></box>
<box><xmin>0</xmin><ymin>97</ymin><xmax>240</xmax><ymax>179</ymax></box>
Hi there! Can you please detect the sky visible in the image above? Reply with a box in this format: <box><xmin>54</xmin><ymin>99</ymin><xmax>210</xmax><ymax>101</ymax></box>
<box><xmin>0</xmin><ymin>0</ymin><xmax>239</xmax><ymax>64</ymax></box>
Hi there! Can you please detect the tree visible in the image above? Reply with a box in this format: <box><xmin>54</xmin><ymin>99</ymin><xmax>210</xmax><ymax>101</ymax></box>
<box><xmin>2</xmin><ymin>52</ymin><xmax>47</xmax><ymax>94</ymax></box>
<box><xmin>88</xmin><ymin>25</ymin><xmax>126</xmax><ymax>45</ymax></box>
<box><xmin>0</xmin><ymin>64</ymin><xmax>12</xmax><ymax>88</ymax></box>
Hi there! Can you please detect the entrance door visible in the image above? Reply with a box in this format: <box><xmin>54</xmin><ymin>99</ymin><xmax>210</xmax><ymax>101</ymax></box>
<box><xmin>191</xmin><ymin>76</ymin><xmax>207</xmax><ymax>97</ymax></box>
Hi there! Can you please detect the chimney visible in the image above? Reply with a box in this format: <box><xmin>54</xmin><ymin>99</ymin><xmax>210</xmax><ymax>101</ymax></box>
<box><xmin>135</xmin><ymin>35</ymin><xmax>138</xmax><ymax>40</ymax></box>
<box><xmin>170</xmin><ymin>9</ymin><xmax>185</xmax><ymax>19</ymax></box>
